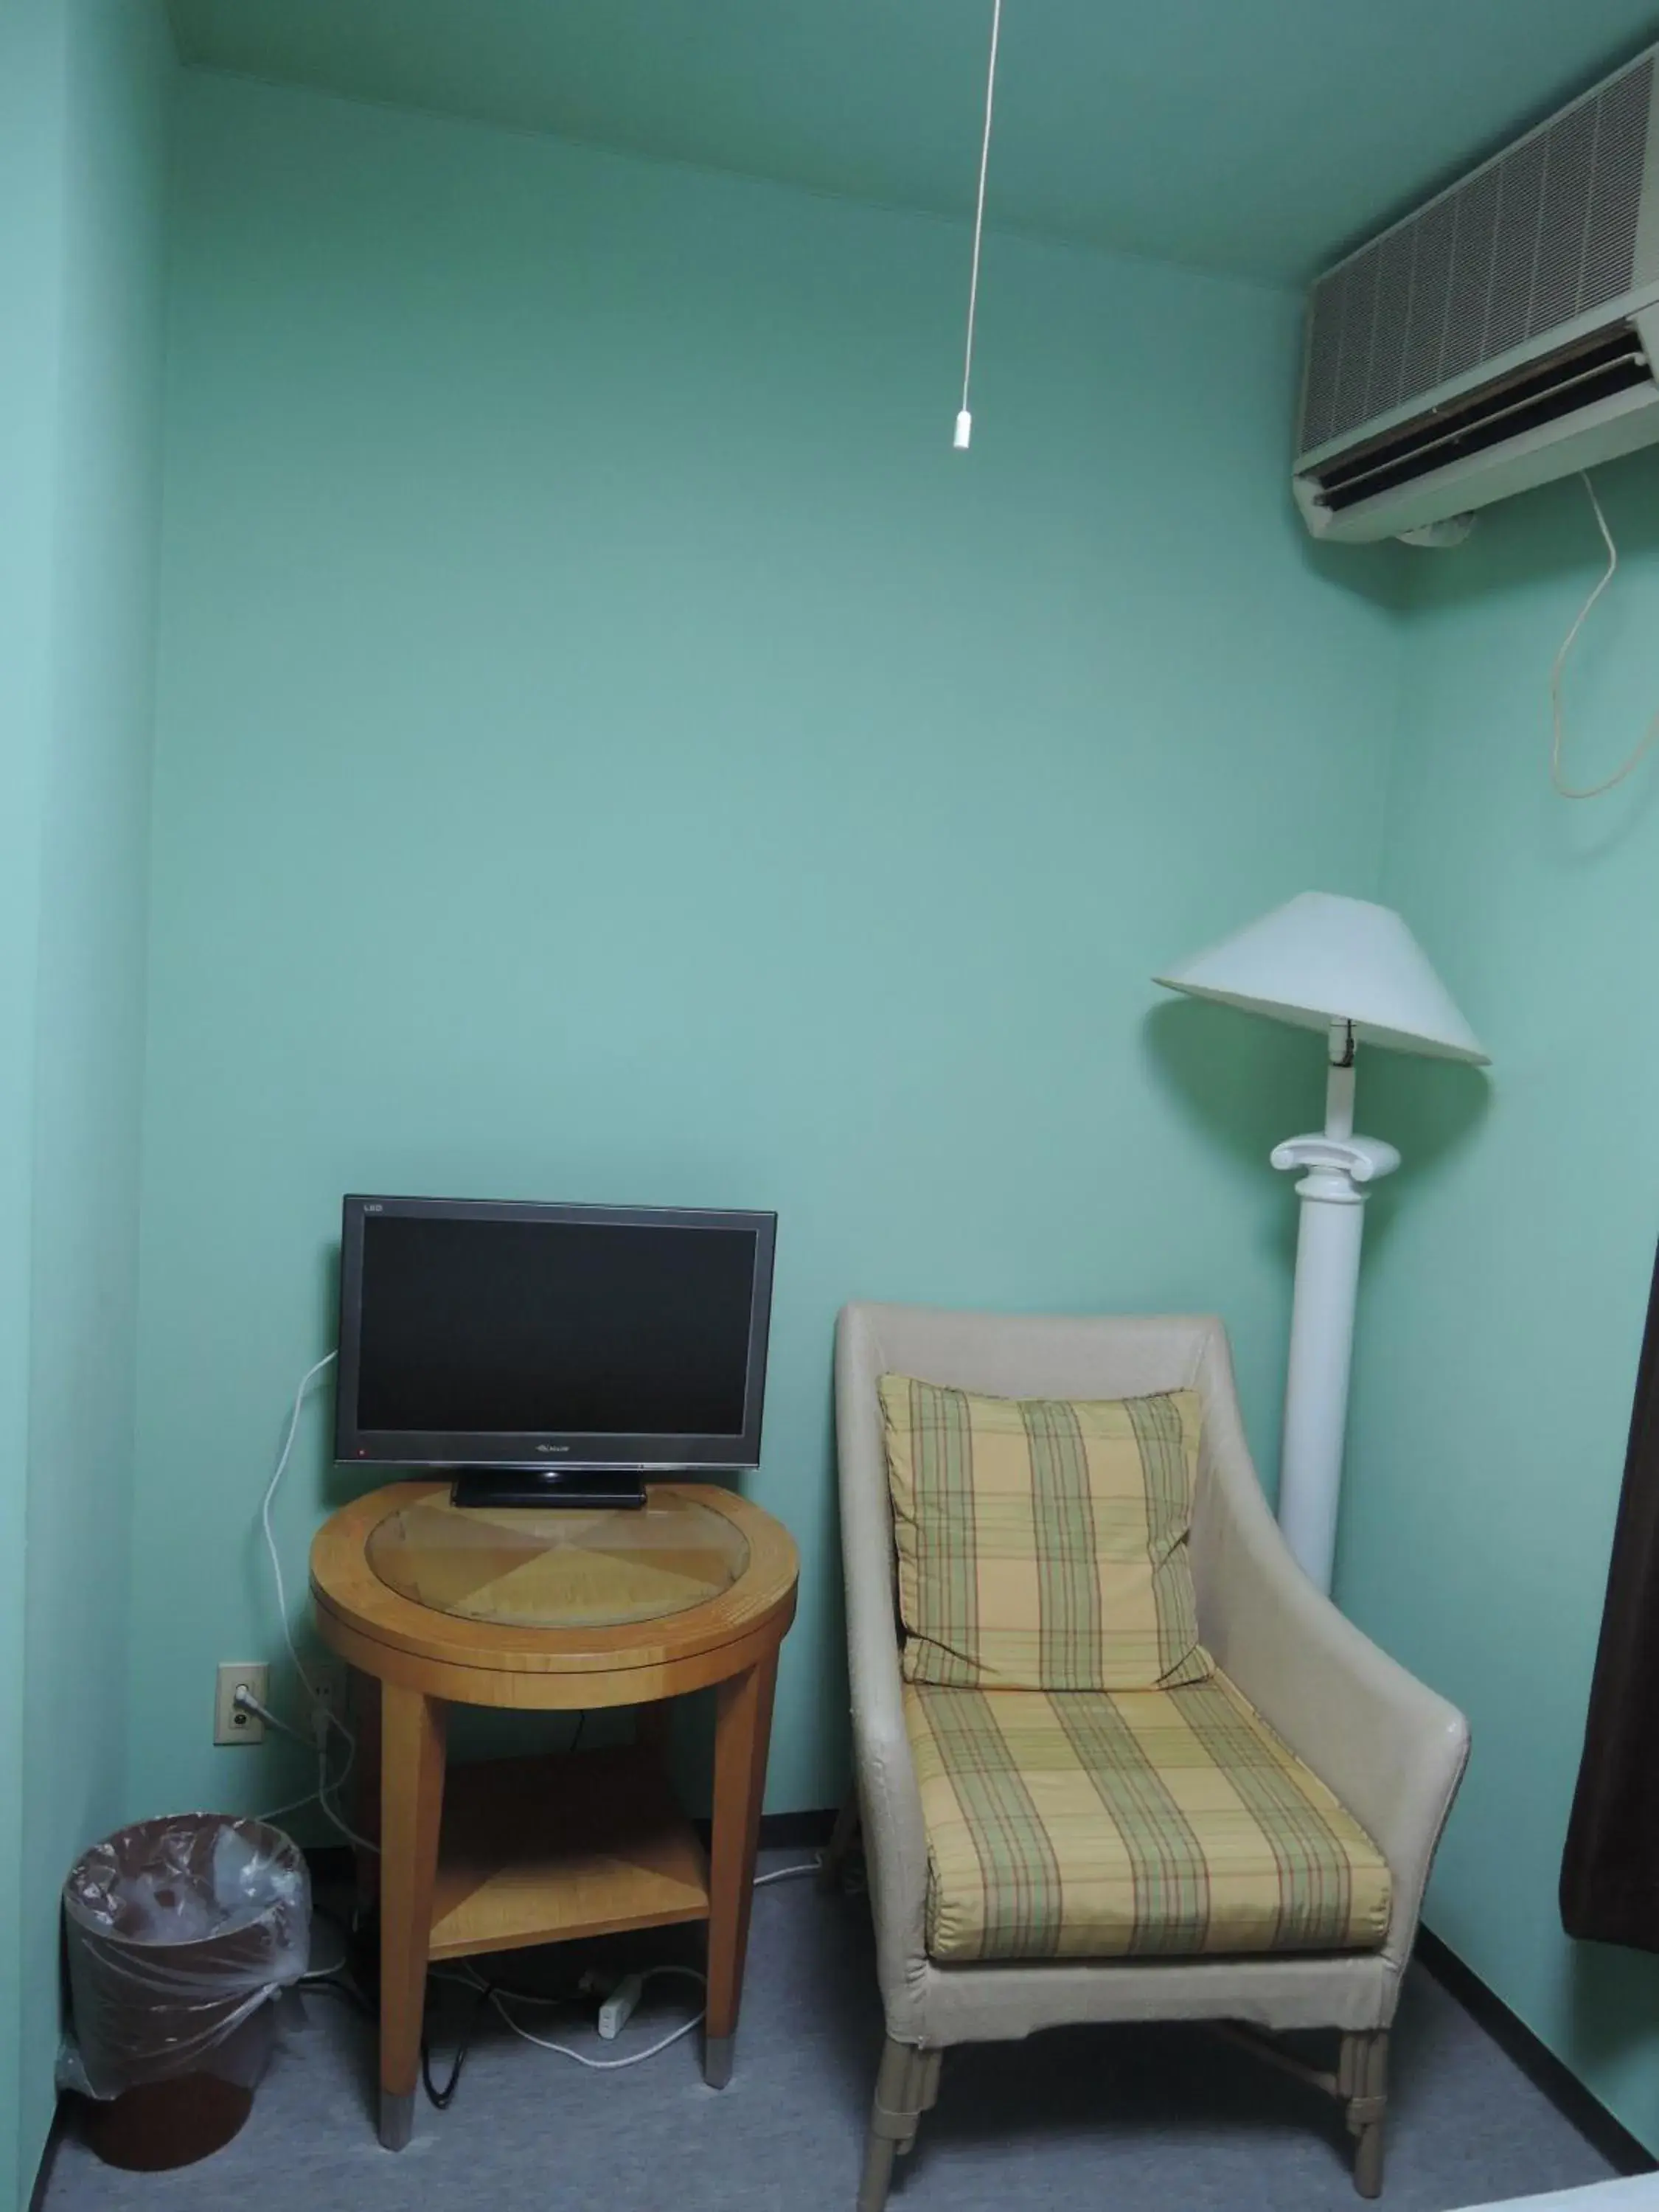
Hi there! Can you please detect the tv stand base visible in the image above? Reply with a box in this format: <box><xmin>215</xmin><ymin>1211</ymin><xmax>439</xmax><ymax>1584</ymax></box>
<box><xmin>449</xmin><ymin>1467</ymin><xmax>648</xmax><ymax>1509</ymax></box>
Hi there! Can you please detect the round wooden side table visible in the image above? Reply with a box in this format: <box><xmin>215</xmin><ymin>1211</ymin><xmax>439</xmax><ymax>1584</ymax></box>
<box><xmin>309</xmin><ymin>1480</ymin><xmax>799</xmax><ymax>2149</ymax></box>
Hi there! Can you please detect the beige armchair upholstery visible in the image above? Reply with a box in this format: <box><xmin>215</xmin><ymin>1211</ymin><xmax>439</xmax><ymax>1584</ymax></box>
<box><xmin>834</xmin><ymin>1303</ymin><xmax>1469</xmax><ymax>2209</ymax></box>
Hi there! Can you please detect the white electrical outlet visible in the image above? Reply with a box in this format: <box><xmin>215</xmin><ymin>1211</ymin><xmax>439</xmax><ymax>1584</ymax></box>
<box><xmin>214</xmin><ymin>1662</ymin><xmax>270</xmax><ymax>1746</ymax></box>
<box><xmin>306</xmin><ymin>1659</ymin><xmax>346</xmax><ymax>1736</ymax></box>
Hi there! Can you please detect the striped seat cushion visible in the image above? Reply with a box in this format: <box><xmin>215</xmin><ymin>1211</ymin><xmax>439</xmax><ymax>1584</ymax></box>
<box><xmin>905</xmin><ymin>1672</ymin><xmax>1391</xmax><ymax>1962</ymax></box>
<box><xmin>880</xmin><ymin>1376</ymin><xmax>1211</xmax><ymax>1691</ymax></box>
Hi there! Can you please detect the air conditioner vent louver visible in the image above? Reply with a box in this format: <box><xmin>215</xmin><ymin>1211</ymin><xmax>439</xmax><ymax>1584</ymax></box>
<box><xmin>1310</xmin><ymin>326</ymin><xmax>1652</xmax><ymax>512</ymax></box>
<box><xmin>1300</xmin><ymin>52</ymin><xmax>1655</xmax><ymax>455</ymax></box>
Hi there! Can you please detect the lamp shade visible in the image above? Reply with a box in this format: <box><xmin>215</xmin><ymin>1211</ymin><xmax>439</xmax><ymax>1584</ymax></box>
<box><xmin>1154</xmin><ymin>891</ymin><xmax>1489</xmax><ymax>1064</ymax></box>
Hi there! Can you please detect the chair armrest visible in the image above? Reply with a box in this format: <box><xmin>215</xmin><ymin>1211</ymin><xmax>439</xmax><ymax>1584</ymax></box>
<box><xmin>1203</xmin><ymin>1433</ymin><xmax>1469</xmax><ymax>1967</ymax></box>
<box><xmin>835</xmin><ymin>1315</ymin><xmax>931</xmax><ymax>2039</ymax></box>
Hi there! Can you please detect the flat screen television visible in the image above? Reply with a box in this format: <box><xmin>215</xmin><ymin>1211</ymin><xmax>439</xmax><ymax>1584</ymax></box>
<box><xmin>335</xmin><ymin>1196</ymin><xmax>776</xmax><ymax>1507</ymax></box>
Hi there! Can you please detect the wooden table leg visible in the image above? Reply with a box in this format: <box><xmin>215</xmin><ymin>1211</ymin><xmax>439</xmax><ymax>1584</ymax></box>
<box><xmin>377</xmin><ymin>1683</ymin><xmax>447</xmax><ymax>2149</ymax></box>
<box><xmin>349</xmin><ymin>1670</ymin><xmax>383</xmax><ymax>1918</ymax></box>
<box><xmin>703</xmin><ymin>1648</ymin><xmax>779</xmax><ymax>2088</ymax></box>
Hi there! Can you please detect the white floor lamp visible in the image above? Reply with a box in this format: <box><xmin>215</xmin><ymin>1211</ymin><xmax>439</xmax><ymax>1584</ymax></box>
<box><xmin>1155</xmin><ymin>892</ymin><xmax>1488</xmax><ymax>1596</ymax></box>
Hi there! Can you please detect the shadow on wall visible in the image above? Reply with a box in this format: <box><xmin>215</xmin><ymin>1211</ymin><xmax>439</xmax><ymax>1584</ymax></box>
<box><xmin>1142</xmin><ymin>988</ymin><xmax>1492</xmax><ymax>1312</ymax></box>
<box><xmin>1349</xmin><ymin>1046</ymin><xmax>1492</xmax><ymax>1264</ymax></box>
<box><xmin>1294</xmin><ymin>521</ymin><xmax>1416</xmax><ymax>614</ymax></box>
<box><xmin>1141</xmin><ymin>995</ymin><xmax>1325</xmax><ymax>1183</ymax></box>
<box><xmin>1140</xmin><ymin>995</ymin><xmax>1324</xmax><ymax>1286</ymax></box>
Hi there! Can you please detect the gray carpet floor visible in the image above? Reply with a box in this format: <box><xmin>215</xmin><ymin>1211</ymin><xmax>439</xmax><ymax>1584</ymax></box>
<box><xmin>44</xmin><ymin>1852</ymin><xmax>1619</xmax><ymax>2212</ymax></box>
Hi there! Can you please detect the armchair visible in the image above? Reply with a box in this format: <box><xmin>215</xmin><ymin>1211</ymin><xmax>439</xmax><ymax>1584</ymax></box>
<box><xmin>834</xmin><ymin>1303</ymin><xmax>1469</xmax><ymax>2210</ymax></box>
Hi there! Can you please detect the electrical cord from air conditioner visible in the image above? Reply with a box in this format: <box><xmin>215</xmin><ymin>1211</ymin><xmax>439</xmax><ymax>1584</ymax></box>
<box><xmin>1550</xmin><ymin>470</ymin><xmax>1659</xmax><ymax>799</ymax></box>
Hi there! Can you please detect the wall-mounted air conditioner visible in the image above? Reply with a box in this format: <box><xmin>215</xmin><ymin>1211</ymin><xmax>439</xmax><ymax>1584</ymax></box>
<box><xmin>1294</xmin><ymin>46</ymin><xmax>1659</xmax><ymax>543</ymax></box>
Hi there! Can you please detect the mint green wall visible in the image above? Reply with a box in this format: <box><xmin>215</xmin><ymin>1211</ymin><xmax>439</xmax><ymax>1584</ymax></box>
<box><xmin>0</xmin><ymin>10</ymin><xmax>64</xmax><ymax>2193</ymax></box>
<box><xmin>0</xmin><ymin>4</ymin><xmax>173</xmax><ymax>2202</ymax></box>
<box><xmin>1342</xmin><ymin>452</ymin><xmax>1659</xmax><ymax>2151</ymax></box>
<box><xmin>129</xmin><ymin>70</ymin><xmax>1404</xmax><ymax>1828</ymax></box>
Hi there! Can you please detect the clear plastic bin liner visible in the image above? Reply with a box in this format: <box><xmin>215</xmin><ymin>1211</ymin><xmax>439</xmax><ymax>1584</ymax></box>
<box><xmin>60</xmin><ymin>1815</ymin><xmax>310</xmax><ymax>2100</ymax></box>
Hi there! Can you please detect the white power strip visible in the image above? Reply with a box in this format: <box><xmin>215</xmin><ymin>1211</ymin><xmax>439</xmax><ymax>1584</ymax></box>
<box><xmin>577</xmin><ymin>1967</ymin><xmax>644</xmax><ymax>2040</ymax></box>
<box><xmin>597</xmin><ymin>1974</ymin><xmax>643</xmax><ymax>2041</ymax></box>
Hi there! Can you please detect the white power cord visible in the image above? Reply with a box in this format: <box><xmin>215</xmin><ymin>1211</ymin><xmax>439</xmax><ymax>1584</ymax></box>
<box><xmin>234</xmin><ymin>1686</ymin><xmax>310</xmax><ymax>1747</ymax></box>
<box><xmin>257</xmin><ymin>1725</ymin><xmax>362</xmax><ymax>1840</ymax></box>
<box><xmin>488</xmin><ymin>1964</ymin><xmax>708</xmax><ymax>2071</ymax></box>
<box><xmin>259</xmin><ymin>1349</ymin><xmax>339</xmax><ymax>1710</ymax></box>
<box><xmin>257</xmin><ymin>1781</ymin><xmax>324</xmax><ymax>1826</ymax></box>
<box><xmin>434</xmin><ymin>1959</ymin><xmax>706</xmax><ymax>2071</ymax></box>
<box><xmin>255</xmin><ymin>1349</ymin><xmax>378</xmax><ymax>1853</ymax></box>
<box><xmin>1550</xmin><ymin>471</ymin><xmax>1659</xmax><ymax>799</ymax></box>
<box><xmin>259</xmin><ymin>1733</ymin><xmax>377</xmax><ymax>1854</ymax></box>
<box><xmin>429</xmin><ymin>1862</ymin><xmax>821</xmax><ymax>2078</ymax></box>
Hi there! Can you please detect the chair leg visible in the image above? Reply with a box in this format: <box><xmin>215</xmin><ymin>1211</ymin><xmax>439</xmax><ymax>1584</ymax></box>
<box><xmin>895</xmin><ymin>2048</ymin><xmax>943</xmax><ymax>2155</ymax></box>
<box><xmin>1340</xmin><ymin>2031</ymin><xmax>1389</xmax><ymax>2199</ymax></box>
<box><xmin>917</xmin><ymin>2047</ymin><xmax>942</xmax><ymax>2110</ymax></box>
<box><xmin>858</xmin><ymin>2036</ymin><xmax>928</xmax><ymax>2212</ymax></box>
<box><xmin>819</xmin><ymin>1787</ymin><xmax>862</xmax><ymax>1892</ymax></box>
<box><xmin>858</xmin><ymin>2126</ymin><xmax>900</xmax><ymax>2212</ymax></box>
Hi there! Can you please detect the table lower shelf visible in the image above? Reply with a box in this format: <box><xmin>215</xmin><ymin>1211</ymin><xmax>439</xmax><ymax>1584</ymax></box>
<box><xmin>427</xmin><ymin>1744</ymin><xmax>710</xmax><ymax>1961</ymax></box>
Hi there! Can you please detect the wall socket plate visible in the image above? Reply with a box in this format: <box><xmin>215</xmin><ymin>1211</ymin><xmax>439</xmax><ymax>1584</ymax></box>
<box><xmin>214</xmin><ymin>1661</ymin><xmax>270</xmax><ymax>1746</ymax></box>
<box><xmin>306</xmin><ymin>1658</ymin><xmax>346</xmax><ymax>1731</ymax></box>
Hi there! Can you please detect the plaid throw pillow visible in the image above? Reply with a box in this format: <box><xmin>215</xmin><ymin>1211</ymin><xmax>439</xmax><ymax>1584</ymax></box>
<box><xmin>878</xmin><ymin>1376</ymin><xmax>1212</xmax><ymax>1692</ymax></box>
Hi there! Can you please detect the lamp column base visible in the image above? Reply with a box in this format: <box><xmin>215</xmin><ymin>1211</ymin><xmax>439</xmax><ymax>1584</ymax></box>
<box><xmin>1270</xmin><ymin>1102</ymin><xmax>1399</xmax><ymax>1595</ymax></box>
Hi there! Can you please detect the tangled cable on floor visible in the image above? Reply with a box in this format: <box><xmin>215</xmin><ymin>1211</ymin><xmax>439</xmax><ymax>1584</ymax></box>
<box><xmin>418</xmin><ymin>1861</ymin><xmax>820</xmax><ymax>2107</ymax></box>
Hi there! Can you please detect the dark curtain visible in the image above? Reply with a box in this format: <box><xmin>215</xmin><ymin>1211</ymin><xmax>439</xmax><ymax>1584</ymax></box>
<box><xmin>1560</xmin><ymin>1239</ymin><xmax>1659</xmax><ymax>1951</ymax></box>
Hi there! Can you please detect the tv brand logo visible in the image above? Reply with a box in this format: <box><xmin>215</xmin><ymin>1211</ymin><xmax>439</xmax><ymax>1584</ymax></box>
<box><xmin>536</xmin><ymin>1444</ymin><xmax>571</xmax><ymax>1455</ymax></box>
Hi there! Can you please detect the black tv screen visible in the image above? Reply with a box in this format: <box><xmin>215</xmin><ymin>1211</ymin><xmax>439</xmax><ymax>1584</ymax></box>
<box><xmin>335</xmin><ymin>1197</ymin><xmax>776</xmax><ymax>1475</ymax></box>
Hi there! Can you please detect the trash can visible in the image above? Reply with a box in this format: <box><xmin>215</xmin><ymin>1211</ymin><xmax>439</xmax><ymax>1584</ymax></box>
<box><xmin>60</xmin><ymin>1814</ymin><xmax>310</xmax><ymax>2171</ymax></box>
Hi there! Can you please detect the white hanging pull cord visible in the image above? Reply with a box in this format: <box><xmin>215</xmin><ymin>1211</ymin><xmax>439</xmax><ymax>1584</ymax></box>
<box><xmin>953</xmin><ymin>0</ymin><xmax>1003</xmax><ymax>451</ymax></box>
<box><xmin>1550</xmin><ymin>471</ymin><xmax>1659</xmax><ymax>799</ymax></box>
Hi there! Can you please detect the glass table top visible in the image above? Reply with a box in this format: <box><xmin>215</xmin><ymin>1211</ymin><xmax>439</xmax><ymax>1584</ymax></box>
<box><xmin>366</xmin><ymin>1492</ymin><xmax>751</xmax><ymax>1630</ymax></box>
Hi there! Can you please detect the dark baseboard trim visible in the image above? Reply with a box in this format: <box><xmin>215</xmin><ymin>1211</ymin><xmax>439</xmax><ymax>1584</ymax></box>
<box><xmin>758</xmin><ymin>1807</ymin><xmax>838</xmax><ymax>1849</ymax></box>
<box><xmin>1416</xmin><ymin>1928</ymin><xmax>1656</xmax><ymax>2178</ymax></box>
<box><xmin>689</xmin><ymin>1806</ymin><xmax>840</xmax><ymax>1854</ymax></box>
